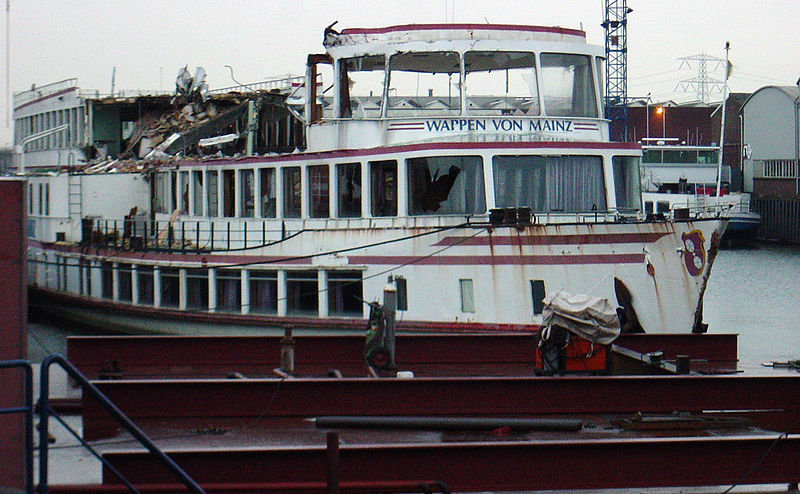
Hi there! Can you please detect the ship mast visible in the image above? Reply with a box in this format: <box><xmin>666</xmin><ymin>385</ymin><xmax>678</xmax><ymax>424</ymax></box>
<box><xmin>715</xmin><ymin>41</ymin><xmax>730</xmax><ymax>198</ymax></box>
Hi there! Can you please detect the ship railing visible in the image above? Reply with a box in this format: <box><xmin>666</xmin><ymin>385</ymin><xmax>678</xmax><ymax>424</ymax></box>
<box><xmin>80</xmin><ymin>217</ymin><xmax>300</xmax><ymax>253</ymax></box>
<box><xmin>13</xmin><ymin>79</ymin><xmax>79</xmax><ymax>108</ymax></box>
<box><xmin>78</xmin><ymin>210</ymin><xmax>645</xmax><ymax>253</ymax></box>
<box><xmin>37</xmin><ymin>354</ymin><xmax>205</xmax><ymax>493</ymax></box>
<box><xmin>210</xmin><ymin>74</ymin><xmax>305</xmax><ymax>95</ymax></box>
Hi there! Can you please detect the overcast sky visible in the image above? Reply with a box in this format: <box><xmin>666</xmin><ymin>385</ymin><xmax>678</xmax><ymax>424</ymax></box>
<box><xmin>3</xmin><ymin>0</ymin><xmax>799</xmax><ymax>146</ymax></box>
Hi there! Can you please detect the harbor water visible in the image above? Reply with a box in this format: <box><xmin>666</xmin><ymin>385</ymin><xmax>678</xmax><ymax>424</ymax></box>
<box><xmin>26</xmin><ymin>243</ymin><xmax>800</xmax><ymax>367</ymax></box>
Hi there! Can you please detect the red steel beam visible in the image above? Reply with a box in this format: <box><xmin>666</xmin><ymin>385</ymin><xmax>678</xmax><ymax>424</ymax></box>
<box><xmin>84</xmin><ymin>375</ymin><xmax>800</xmax><ymax>439</ymax></box>
<box><xmin>67</xmin><ymin>333</ymin><xmax>737</xmax><ymax>379</ymax></box>
<box><xmin>67</xmin><ymin>334</ymin><xmax>537</xmax><ymax>378</ymax></box>
<box><xmin>101</xmin><ymin>435</ymin><xmax>800</xmax><ymax>491</ymax></box>
<box><xmin>614</xmin><ymin>333</ymin><xmax>738</xmax><ymax>361</ymax></box>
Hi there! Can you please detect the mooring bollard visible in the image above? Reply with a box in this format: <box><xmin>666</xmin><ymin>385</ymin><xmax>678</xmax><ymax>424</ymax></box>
<box><xmin>280</xmin><ymin>325</ymin><xmax>295</xmax><ymax>375</ymax></box>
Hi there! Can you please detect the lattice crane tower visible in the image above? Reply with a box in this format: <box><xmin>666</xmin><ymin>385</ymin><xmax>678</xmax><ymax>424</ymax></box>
<box><xmin>603</xmin><ymin>0</ymin><xmax>632</xmax><ymax>141</ymax></box>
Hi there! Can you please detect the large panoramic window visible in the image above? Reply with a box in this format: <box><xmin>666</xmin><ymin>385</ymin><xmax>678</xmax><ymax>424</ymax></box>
<box><xmin>540</xmin><ymin>53</ymin><xmax>598</xmax><ymax>117</ymax></box>
<box><xmin>407</xmin><ymin>156</ymin><xmax>485</xmax><ymax>215</ymax></box>
<box><xmin>464</xmin><ymin>51</ymin><xmax>539</xmax><ymax>115</ymax></box>
<box><xmin>387</xmin><ymin>51</ymin><xmax>461</xmax><ymax>117</ymax></box>
<box><xmin>339</xmin><ymin>55</ymin><xmax>385</xmax><ymax>118</ymax></box>
<box><xmin>493</xmin><ymin>155</ymin><xmax>606</xmax><ymax>212</ymax></box>
<box><xmin>612</xmin><ymin>156</ymin><xmax>642</xmax><ymax>213</ymax></box>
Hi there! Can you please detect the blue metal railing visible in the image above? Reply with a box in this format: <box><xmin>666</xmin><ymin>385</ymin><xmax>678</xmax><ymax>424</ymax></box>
<box><xmin>38</xmin><ymin>354</ymin><xmax>205</xmax><ymax>494</ymax></box>
<box><xmin>0</xmin><ymin>360</ymin><xmax>34</xmax><ymax>494</ymax></box>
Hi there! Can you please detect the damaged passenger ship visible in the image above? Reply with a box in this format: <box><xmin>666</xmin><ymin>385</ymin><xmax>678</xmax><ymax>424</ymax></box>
<box><xmin>16</xmin><ymin>23</ymin><xmax>727</xmax><ymax>333</ymax></box>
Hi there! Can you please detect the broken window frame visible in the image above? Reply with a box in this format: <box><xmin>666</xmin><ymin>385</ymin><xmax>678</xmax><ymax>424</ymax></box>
<box><xmin>338</xmin><ymin>54</ymin><xmax>386</xmax><ymax>119</ymax></box>
<box><xmin>463</xmin><ymin>51</ymin><xmax>540</xmax><ymax>116</ymax></box>
<box><xmin>387</xmin><ymin>51</ymin><xmax>462</xmax><ymax>117</ymax></box>
<box><xmin>407</xmin><ymin>155</ymin><xmax>486</xmax><ymax>216</ymax></box>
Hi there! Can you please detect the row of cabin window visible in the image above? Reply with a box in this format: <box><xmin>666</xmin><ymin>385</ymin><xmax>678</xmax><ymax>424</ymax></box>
<box><xmin>15</xmin><ymin>107</ymin><xmax>84</xmax><ymax>150</ymax></box>
<box><xmin>58</xmin><ymin>260</ymin><xmax>365</xmax><ymax>317</ymax></box>
<box><xmin>159</xmin><ymin>156</ymin><xmax>488</xmax><ymax>219</ymax></box>
<box><xmin>159</xmin><ymin>155</ymin><xmax>640</xmax><ymax>219</ymax></box>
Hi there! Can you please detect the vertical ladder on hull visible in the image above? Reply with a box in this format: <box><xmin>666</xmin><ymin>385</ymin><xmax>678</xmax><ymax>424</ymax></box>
<box><xmin>68</xmin><ymin>174</ymin><xmax>82</xmax><ymax>218</ymax></box>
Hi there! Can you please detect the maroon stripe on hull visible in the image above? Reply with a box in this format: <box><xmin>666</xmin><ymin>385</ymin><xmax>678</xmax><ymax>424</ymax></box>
<box><xmin>433</xmin><ymin>232</ymin><xmax>671</xmax><ymax>246</ymax></box>
<box><xmin>348</xmin><ymin>254</ymin><xmax>646</xmax><ymax>265</ymax></box>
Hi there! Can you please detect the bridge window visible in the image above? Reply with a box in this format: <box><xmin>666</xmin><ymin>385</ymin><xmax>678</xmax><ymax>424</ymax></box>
<box><xmin>540</xmin><ymin>53</ymin><xmax>598</xmax><ymax>117</ymax></box>
<box><xmin>309</xmin><ymin>165</ymin><xmax>330</xmax><ymax>218</ymax></box>
<box><xmin>464</xmin><ymin>51</ymin><xmax>539</xmax><ymax>115</ymax></box>
<box><xmin>370</xmin><ymin>160</ymin><xmax>397</xmax><ymax>217</ymax></box>
<box><xmin>337</xmin><ymin>163</ymin><xmax>362</xmax><ymax>218</ymax></box>
<box><xmin>407</xmin><ymin>156</ymin><xmax>485</xmax><ymax>215</ymax></box>
<box><xmin>387</xmin><ymin>51</ymin><xmax>461</xmax><ymax>117</ymax></box>
<box><xmin>493</xmin><ymin>155</ymin><xmax>606</xmax><ymax>212</ymax></box>
<box><xmin>339</xmin><ymin>55</ymin><xmax>385</xmax><ymax>118</ymax></box>
<box><xmin>612</xmin><ymin>156</ymin><xmax>643</xmax><ymax>213</ymax></box>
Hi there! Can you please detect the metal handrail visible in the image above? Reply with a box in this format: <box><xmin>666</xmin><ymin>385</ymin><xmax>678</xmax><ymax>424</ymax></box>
<box><xmin>38</xmin><ymin>354</ymin><xmax>205</xmax><ymax>494</ymax></box>
<box><xmin>0</xmin><ymin>360</ymin><xmax>34</xmax><ymax>494</ymax></box>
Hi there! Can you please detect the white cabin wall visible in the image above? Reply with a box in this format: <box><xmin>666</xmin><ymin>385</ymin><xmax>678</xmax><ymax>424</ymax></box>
<box><xmin>81</xmin><ymin>173</ymin><xmax>150</xmax><ymax>219</ymax></box>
